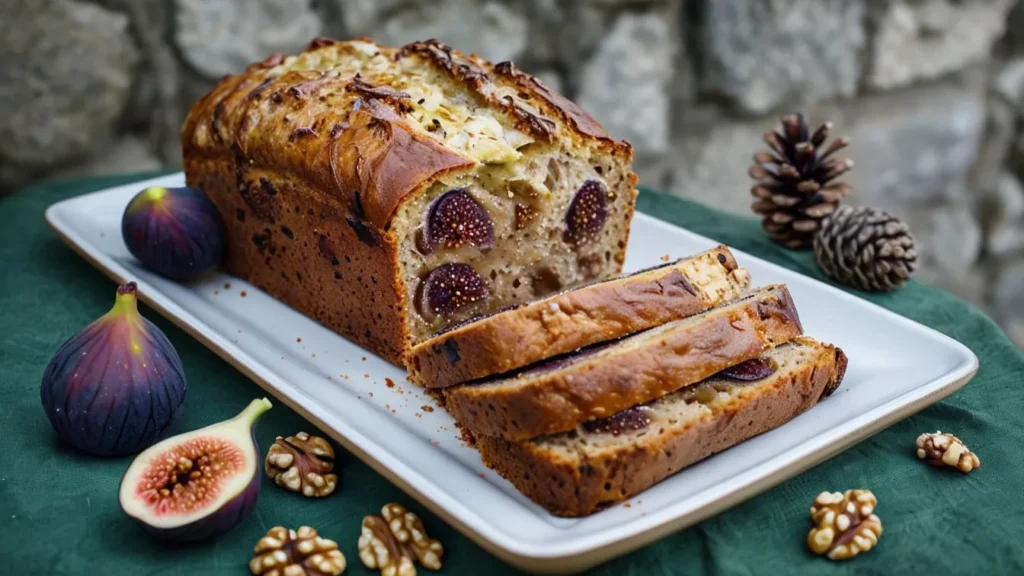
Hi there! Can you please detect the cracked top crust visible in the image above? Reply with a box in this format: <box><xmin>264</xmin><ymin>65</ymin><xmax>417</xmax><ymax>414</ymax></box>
<box><xmin>181</xmin><ymin>37</ymin><xmax>633</xmax><ymax>229</ymax></box>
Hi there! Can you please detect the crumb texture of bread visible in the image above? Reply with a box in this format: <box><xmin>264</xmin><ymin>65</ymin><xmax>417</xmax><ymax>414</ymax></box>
<box><xmin>410</xmin><ymin>245</ymin><xmax>752</xmax><ymax>388</ymax></box>
<box><xmin>181</xmin><ymin>38</ymin><xmax>637</xmax><ymax>363</ymax></box>
<box><xmin>445</xmin><ymin>284</ymin><xmax>803</xmax><ymax>439</ymax></box>
<box><xmin>475</xmin><ymin>337</ymin><xmax>848</xmax><ymax>517</ymax></box>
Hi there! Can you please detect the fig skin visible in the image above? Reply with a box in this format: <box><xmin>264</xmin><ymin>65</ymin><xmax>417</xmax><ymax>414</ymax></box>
<box><xmin>122</xmin><ymin>186</ymin><xmax>225</xmax><ymax>281</ymax></box>
<box><xmin>40</xmin><ymin>282</ymin><xmax>186</xmax><ymax>456</ymax></box>
<box><xmin>119</xmin><ymin>398</ymin><xmax>272</xmax><ymax>542</ymax></box>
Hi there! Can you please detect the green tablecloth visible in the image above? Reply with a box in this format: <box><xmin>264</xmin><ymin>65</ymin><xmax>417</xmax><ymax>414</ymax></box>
<box><xmin>2</xmin><ymin>173</ymin><xmax>1022</xmax><ymax>575</ymax></box>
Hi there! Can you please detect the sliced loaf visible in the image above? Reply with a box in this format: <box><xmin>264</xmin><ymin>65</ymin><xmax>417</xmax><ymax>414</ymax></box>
<box><xmin>409</xmin><ymin>245</ymin><xmax>751</xmax><ymax>387</ymax></box>
<box><xmin>474</xmin><ymin>337</ymin><xmax>848</xmax><ymax>517</ymax></box>
<box><xmin>445</xmin><ymin>284</ymin><xmax>803</xmax><ymax>440</ymax></box>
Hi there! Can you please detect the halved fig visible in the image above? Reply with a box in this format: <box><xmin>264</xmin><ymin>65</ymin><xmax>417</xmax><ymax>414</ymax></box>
<box><xmin>721</xmin><ymin>357</ymin><xmax>777</xmax><ymax>381</ymax></box>
<box><xmin>583</xmin><ymin>405</ymin><xmax>654</xmax><ymax>436</ymax></box>
<box><xmin>564</xmin><ymin>180</ymin><xmax>608</xmax><ymax>246</ymax></box>
<box><xmin>119</xmin><ymin>398</ymin><xmax>272</xmax><ymax>542</ymax></box>
<box><xmin>422</xmin><ymin>189</ymin><xmax>494</xmax><ymax>252</ymax></box>
<box><xmin>418</xmin><ymin>263</ymin><xmax>488</xmax><ymax>319</ymax></box>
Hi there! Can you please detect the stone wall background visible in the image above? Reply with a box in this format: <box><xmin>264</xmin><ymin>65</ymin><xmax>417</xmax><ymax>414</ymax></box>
<box><xmin>2</xmin><ymin>0</ymin><xmax>1024</xmax><ymax>348</ymax></box>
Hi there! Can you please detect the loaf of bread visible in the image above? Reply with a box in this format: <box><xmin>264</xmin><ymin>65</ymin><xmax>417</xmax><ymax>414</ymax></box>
<box><xmin>410</xmin><ymin>245</ymin><xmax>751</xmax><ymax>387</ymax></box>
<box><xmin>474</xmin><ymin>337</ymin><xmax>847</xmax><ymax>516</ymax></box>
<box><xmin>181</xmin><ymin>38</ymin><xmax>638</xmax><ymax>364</ymax></box>
<box><xmin>445</xmin><ymin>284</ymin><xmax>803</xmax><ymax>440</ymax></box>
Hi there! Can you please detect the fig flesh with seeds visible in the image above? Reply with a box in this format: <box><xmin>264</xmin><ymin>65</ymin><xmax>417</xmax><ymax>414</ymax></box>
<box><xmin>418</xmin><ymin>263</ymin><xmax>488</xmax><ymax>319</ymax></box>
<box><xmin>564</xmin><ymin>180</ymin><xmax>608</xmax><ymax>246</ymax></box>
<box><xmin>119</xmin><ymin>398</ymin><xmax>272</xmax><ymax>542</ymax></box>
<box><xmin>421</xmin><ymin>188</ymin><xmax>494</xmax><ymax>252</ymax></box>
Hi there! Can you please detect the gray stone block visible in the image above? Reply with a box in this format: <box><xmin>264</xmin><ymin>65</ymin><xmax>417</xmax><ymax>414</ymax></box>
<box><xmin>987</xmin><ymin>173</ymin><xmax>1024</xmax><ymax>257</ymax></box>
<box><xmin>993</xmin><ymin>258</ymin><xmax>1024</xmax><ymax>340</ymax></box>
<box><xmin>340</xmin><ymin>0</ymin><xmax>529</xmax><ymax>64</ymax></box>
<box><xmin>667</xmin><ymin>79</ymin><xmax>985</xmax><ymax>216</ymax></box>
<box><xmin>915</xmin><ymin>202</ymin><xmax>983</xmax><ymax>279</ymax></box>
<box><xmin>695</xmin><ymin>0</ymin><xmax>865</xmax><ymax>115</ymax></box>
<box><xmin>577</xmin><ymin>11</ymin><xmax>675</xmax><ymax>161</ymax></box>
<box><xmin>831</xmin><ymin>79</ymin><xmax>986</xmax><ymax>212</ymax></box>
<box><xmin>0</xmin><ymin>0</ymin><xmax>139</xmax><ymax>188</ymax></box>
<box><xmin>175</xmin><ymin>0</ymin><xmax>322</xmax><ymax>79</ymax></box>
<box><xmin>53</xmin><ymin>136</ymin><xmax>164</xmax><ymax>181</ymax></box>
<box><xmin>866</xmin><ymin>0</ymin><xmax>1014</xmax><ymax>90</ymax></box>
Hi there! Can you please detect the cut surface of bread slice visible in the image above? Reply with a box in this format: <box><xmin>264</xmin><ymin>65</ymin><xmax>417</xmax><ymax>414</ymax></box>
<box><xmin>445</xmin><ymin>284</ymin><xmax>803</xmax><ymax>440</ymax></box>
<box><xmin>474</xmin><ymin>337</ymin><xmax>848</xmax><ymax>517</ymax></box>
<box><xmin>408</xmin><ymin>245</ymin><xmax>752</xmax><ymax>387</ymax></box>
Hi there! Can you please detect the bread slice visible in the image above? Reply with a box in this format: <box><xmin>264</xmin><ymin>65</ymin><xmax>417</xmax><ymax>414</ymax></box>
<box><xmin>182</xmin><ymin>38</ymin><xmax>638</xmax><ymax>364</ymax></box>
<box><xmin>408</xmin><ymin>245</ymin><xmax>752</xmax><ymax>387</ymax></box>
<box><xmin>474</xmin><ymin>337</ymin><xmax>848</xmax><ymax>517</ymax></box>
<box><xmin>445</xmin><ymin>284</ymin><xmax>802</xmax><ymax>440</ymax></box>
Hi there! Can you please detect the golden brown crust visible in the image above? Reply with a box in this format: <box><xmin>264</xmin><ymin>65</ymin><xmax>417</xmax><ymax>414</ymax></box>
<box><xmin>329</xmin><ymin>99</ymin><xmax>475</xmax><ymax>228</ymax></box>
<box><xmin>398</xmin><ymin>40</ymin><xmax>631</xmax><ymax>158</ymax></box>
<box><xmin>446</xmin><ymin>285</ymin><xmax>804</xmax><ymax>440</ymax></box>
<box><xmin>184</xmin><ymin>157</ymin><xmax>409</xmax><ymax>364</ymax></box>
<box><xmin>183</xmin><ymin>38</ymin><xmax>634</xmax><ymax>230</ymax></box>
<box><xmin>182</xmin><ymin>64</ymin><xmax>475</xmax><ymax>231</ymax></box>
<box><xmin>409</xmin><ymin>246</ymin><xmax>748</xmax><ymax>388</ymax></box>
<box><xmin>476</xmin><ymin>341</ymin><xmax>847</xmax><ymax>517</ymax></box>
<box><xmin>491</xmin><ymin>61</ymin><xmax>612</xmax><ymax>144</ymax></box>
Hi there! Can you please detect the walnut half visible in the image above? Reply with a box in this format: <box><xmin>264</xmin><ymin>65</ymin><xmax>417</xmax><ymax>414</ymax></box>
<box><xmin>265</xmin><ymin>432</ymin><xmax>339</xmax><ymax>497</ymax></box>
<box><xmin>250</xmin><ymin>525</ymin><xmax>346</xmax><ymax>576</ymax></box>
<box><xmin>916</xmin><ymin>431</ymin><xmax>980</xmax><ymax>473</ymax></box>
<box><xmin>807</xmin><ymin>490</ymin><xmax>882</xmax><ymax>561</ymax></box>
<box><xmin>358</xmin><ymin>503</ymin><xmax>443</xmax><ymax>576</ymax></box>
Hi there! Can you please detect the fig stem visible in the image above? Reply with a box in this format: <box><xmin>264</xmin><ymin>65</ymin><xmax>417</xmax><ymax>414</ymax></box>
<box><xmin>234</xmin><ymin>398</ymin><xmax>273</xmax><ymax>425</ymax></box>
<box><xmin>111</xmin><ymin>282</ymin><xmax>140</xmax><ymax>317</ymax></box>
<box><xmin>142</xmin><ymin>186</ymin><xmax>168</xmax><ymax>203</ymax></box>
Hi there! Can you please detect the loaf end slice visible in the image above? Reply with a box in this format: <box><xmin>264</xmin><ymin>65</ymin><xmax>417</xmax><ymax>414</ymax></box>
<box><xmin>410</xmin><ymin>245</ymin><xmax>751</xmax><ymax>387</ymax></box>
<box><xmin>446</xmin><ymin>284</ymin><xmax>803</xmax><ymax>440</ymax></box>
<box><xmin>475</xmin><ymin>337</ymin><xmax>848</xmax><ymax>517</ymax></box>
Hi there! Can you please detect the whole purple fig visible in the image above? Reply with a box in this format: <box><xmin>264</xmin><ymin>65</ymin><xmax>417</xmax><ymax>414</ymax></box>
<box><xmin>119</xmin><ymin>398</ymin><xmax>271</xmax><ymax>542</ymax></box>
<box><xmin>40</xmin><ymin>282</ymin><xmax>187</xmax><ymax>456</ymax></box>
<box><xmin>122</xmin><ymin>186</ymin><xmax>225</xmax><ymax>281</ymax></box>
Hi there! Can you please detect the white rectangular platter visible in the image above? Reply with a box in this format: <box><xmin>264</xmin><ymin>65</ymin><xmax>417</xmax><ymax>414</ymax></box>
<box><xmin>47</xmin><ymin>174</ymin><xmax>977</xmax><ymax>573</ymax></box>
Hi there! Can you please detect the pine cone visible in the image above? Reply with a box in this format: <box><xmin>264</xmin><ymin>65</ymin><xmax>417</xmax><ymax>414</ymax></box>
<box><xmin>751</xmin><ymin>113</ymin><xmax>854</xmax><ymax>249</ymax></box>
<box><xmin>814</xmin><ymin>206</ymin><xmax>918</xmax><ymax>292</ymax></box>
